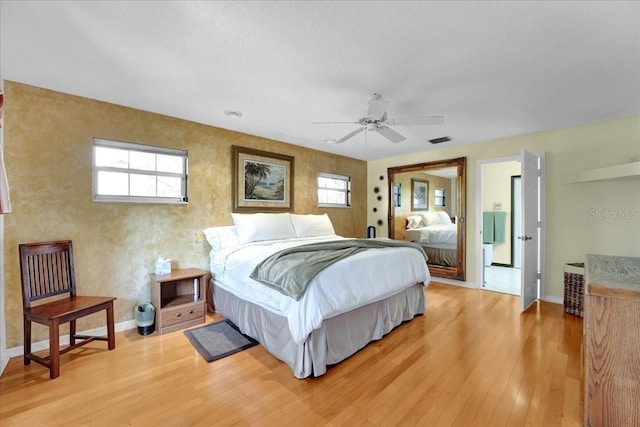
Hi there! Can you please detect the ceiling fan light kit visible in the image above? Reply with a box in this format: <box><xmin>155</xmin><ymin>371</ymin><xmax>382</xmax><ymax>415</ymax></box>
<box><xmin>314</xmin><ymin>93</ymin><xmax>444</xmax><ymax>145</ymax></box>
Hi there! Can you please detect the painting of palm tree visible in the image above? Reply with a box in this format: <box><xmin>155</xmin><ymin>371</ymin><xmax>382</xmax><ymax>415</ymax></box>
<box><xmin>243</xmin><ymin>160</ymin><xmax>285</xmax><ymax>201</ymax></box>
<box><xmin>233</xmin><ymin>146</ymin><xmax>294</xmax><ymax>212</ymax></box>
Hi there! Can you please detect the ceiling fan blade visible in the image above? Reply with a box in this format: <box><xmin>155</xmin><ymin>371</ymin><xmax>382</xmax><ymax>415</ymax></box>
<box><xmin>312</xmin><ymin>121</ymin><xmax>360</xmax><ymax>125</ymax></box>
<box><xmin>376</xmin><ymin>125</ymin><xmax>406</xmax><ymax>143</ymax></box>
<box><xmin>336</xmin><ymin>127</ymin><xmax>365</xmax><ymax>144</ymax></box>
<box><xmin>367</xmin><ymin>95</ymin><xmax>389</xmax><ymax>119</ymax></box>
<box><xmin>387</xmin><ymin>115</ymin><xmax>444</xmax><ymax>126</ymax></box>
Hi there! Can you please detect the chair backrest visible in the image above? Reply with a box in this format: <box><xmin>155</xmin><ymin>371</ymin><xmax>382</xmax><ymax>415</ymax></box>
<box><xmin>19</xmin><ymin>240</ymin><xmax>77</xmax><ymax>308</ymax></box>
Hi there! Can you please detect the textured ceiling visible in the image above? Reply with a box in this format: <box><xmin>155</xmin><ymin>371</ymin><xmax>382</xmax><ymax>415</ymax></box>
<box><xmin>1</xmin><ymin>1</ymin><xmax>639</xmax><ymax>161</ymax></box>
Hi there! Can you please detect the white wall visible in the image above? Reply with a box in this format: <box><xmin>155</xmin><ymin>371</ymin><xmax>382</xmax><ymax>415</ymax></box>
<box><xmin>368</xmin><ymin>115</ymin><xmax>640</xmax><ymax>299</ymax></box>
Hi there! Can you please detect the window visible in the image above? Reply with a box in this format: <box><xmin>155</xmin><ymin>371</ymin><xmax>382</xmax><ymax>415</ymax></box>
<box><xmin>318</xmin><ymin>172</ymin><xmax>350</xmax><ymax>208</ymax></box>
<box><xmin>435</xmin><ymin>188</ymin><xmax>446</xmax><ymax>207</ymax></box>
<box><xmin>92</xmin><ymin>138</ymin><xmax>188</xmax><ymax>204</ymax></box>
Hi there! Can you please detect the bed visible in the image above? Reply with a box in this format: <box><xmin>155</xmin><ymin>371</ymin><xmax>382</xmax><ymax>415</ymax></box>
<box><xmin>404</xmin><ymin>211</ymin><xmax>457</xmax><ymax>267</ymax></box>
<box><xmin>204</xmin><ymin>212</ymin><xmax>430</xmax><ymax>379</ymax></box>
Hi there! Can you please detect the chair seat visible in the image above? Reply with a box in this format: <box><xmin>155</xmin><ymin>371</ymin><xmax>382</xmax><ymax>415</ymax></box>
<box><xmin>25</xmin><ymin>296</ymin><xmax>117</xmax><ymax>323</ymax></box>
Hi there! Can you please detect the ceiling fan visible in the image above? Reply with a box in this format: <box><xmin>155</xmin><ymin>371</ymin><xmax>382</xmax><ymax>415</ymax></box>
<box><xmin>313</xmin><ymin>93</ymin><xmax>444</xmax><ymax>144</ymax></box>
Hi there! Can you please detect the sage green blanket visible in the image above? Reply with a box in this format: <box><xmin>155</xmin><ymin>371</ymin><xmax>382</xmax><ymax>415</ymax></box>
<box><xmin>249</xmin><ymin>239</ymin><xmax>428</xmax><ymax>300</ymax></box>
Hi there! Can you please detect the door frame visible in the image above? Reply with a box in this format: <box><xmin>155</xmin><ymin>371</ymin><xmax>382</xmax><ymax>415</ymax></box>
<box><xmin>475</xmin><ymin>154</ymin><xmax>546</xmax><ymax>301</ymax></box>
<box><xmin>511</xmin><ymin>175</ymin><xmax>522</xmax><ymax>269</ymax></box>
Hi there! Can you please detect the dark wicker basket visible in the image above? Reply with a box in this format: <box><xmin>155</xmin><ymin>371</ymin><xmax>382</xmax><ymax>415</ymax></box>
<box><xmin>564</xmin><ymin>263</ymin><xmax>584</xmax><ymax>318</ymax></box>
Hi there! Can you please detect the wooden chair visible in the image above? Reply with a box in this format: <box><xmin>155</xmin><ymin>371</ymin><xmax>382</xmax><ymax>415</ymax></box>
<box><xmin>19</xmin><ymin>240</ymin><xmax>117</xmax><ymax>379</ymax></box>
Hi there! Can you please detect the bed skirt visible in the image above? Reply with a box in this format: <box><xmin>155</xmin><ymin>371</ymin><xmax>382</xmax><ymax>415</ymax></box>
<box><xmin>420</xmin><ymin>243</ymin><xmax>457</xmax><ymax>267</ymax></box>
<box><xmin>212</xmin><ymin>280</ymin><xmax>426</xmax><ymax>379</ymax></box>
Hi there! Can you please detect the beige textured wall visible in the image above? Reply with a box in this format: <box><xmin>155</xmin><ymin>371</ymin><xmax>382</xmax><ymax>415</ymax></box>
<box><xmin>369</xmin><ymin>115</ymin><xmax>640</xmax><ymax>299</ymax></box>
<box><xmin>2</xmin><ymin>81</ymin><xmax>366</xmax><ymax>348</ymax></box>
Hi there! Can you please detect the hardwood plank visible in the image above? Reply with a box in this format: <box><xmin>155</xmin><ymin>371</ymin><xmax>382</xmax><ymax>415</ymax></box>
<box><xmin>0</xmin><ymin>282</ymin><xmax>584</xmax><ymax>426</ymax></box>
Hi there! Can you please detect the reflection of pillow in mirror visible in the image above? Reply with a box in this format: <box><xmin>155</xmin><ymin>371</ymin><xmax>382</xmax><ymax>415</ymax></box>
<box><xmin>437</xmin><ymin>211</ymin><xmax>452</xmax><ymax>224</ymax></box>
<box><xmin>407</xmin><ymin>215</ymin><xmax>424</xmax><ymax>229</ymax></box>
<box><xmin>231</xmin><ymin>213</ymin><xmax>296</xmax><ymax>244</ymax></box>
<box><xmin>422</xmin><ymin>211</ymin><xmax>442</xmax><ymax>227</ymax></box>
<box><xmin>291</xmin><ymin>214</ymin><xmax>336</xmax><ymax>237</ymax></box>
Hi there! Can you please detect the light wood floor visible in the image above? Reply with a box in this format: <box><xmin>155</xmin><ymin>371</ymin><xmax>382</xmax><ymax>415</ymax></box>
<box><xmin>0</xmin><ymin>282</ymin><xmax>584</xmax><ymax>426</ymax></box>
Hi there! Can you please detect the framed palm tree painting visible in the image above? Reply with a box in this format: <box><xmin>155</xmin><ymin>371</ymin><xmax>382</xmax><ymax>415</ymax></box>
<box><xmin>232</xmin><ymin>146</ymin><xmax>294</xmax><ymax>212</ymax></box>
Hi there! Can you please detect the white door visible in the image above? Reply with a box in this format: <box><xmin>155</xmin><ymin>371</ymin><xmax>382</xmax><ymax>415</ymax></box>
<box><xmin>520</xmin><ymin>149</ymin><xmax>539</xmax><ymax>311</ymax></box>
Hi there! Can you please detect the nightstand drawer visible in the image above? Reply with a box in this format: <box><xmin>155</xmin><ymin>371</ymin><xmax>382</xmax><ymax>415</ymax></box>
<box><xmin>161</xmin><ymin>303</ymin><xmax>204</xmax><ymax>327</ymax></box>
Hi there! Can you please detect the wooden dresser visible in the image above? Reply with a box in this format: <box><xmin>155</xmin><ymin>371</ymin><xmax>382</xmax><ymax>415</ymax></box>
<box><xmin>584</xmin><ymin>254</ymin><xmax>640</xmax><ymax>427</ymax></box>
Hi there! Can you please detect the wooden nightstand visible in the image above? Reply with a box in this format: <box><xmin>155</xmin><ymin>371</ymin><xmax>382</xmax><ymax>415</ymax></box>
<box><xmin>150</xmin><ymin>268</ymin><xmax>209</xmax><ymax>335</ymax></box>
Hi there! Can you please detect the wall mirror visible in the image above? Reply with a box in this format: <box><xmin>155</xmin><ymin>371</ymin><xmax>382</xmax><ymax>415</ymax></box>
<box><xmin>388</xmin><ymin>157</ymin><xmax>466</xmax><ymax>281</ymax></box>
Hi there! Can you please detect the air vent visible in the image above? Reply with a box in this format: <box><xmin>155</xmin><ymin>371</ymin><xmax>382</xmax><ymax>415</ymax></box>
<box><xmin>428</xmin><ymin>136</ymin><xmax>452</xmax><ymax>144</ymax></box>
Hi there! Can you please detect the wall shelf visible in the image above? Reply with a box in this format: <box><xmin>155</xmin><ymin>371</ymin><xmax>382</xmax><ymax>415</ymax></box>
<box><xmin>567</xmin><ymin>161</ymin><xmax>640</xmax><ymax>183</ymax></box>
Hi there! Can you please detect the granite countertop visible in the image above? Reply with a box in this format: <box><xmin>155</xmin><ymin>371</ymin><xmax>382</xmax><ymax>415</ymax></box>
<box><xmin>587</xmin><ymin>254</ymin><xmax>640</xmax><ymax>292</ymax></box>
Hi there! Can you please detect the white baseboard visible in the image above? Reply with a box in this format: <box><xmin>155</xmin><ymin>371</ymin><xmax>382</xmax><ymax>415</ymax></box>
<box><xmin>1</xmin><ymin>350</ymin><xmax>8</xmax><ymax>377</ymax></box>
<box><xmin>3</xmin><ymin>319</ymin><xmax>137</xmax><ymax>362</ymax></box>
<box><xmin>429</xmin><ymin>277</ymin><xmax>481</xmax><ymax>289</ymax></box>
<box><xmin>542</xmin><ymin>295</ymin><xmax>563</xmax><ymax>305</ymax></box>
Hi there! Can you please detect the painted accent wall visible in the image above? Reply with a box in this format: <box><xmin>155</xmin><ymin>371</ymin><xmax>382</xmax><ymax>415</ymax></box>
<box><xmin>368</xmin><ymin>115</ymin><xmax>640</xmax><ymax>299</ymax></box>
<box><xmin>2</xmin><ymin>81</ymin><xmax>367</xmax><ymax>348</ymax></box>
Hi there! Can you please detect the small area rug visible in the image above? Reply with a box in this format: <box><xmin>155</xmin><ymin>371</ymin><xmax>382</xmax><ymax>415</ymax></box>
<box><xmin>184</xmin><ymin>319</ymin><xmax>259</xmax><ymax>362</ymax></box>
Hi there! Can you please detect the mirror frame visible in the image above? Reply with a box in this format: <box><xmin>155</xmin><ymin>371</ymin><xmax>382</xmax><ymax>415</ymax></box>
<box><xmin>387</xmin><ymin>157</ymin><xmax>466</xmax><ymax>281</ymax></box>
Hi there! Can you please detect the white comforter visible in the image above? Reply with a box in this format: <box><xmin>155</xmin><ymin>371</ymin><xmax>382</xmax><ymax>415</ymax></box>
<box><xmin>404</xmin><ymin>223</ymin><xmax>457</xmax><ymax>245</ymax></box>
<box><xmin>211</xmin><ymin>236</ymin><xmax>430</xmax><ymax>344</ymax></box>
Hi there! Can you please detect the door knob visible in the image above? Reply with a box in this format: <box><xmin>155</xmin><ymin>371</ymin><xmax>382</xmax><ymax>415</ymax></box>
<box><xmin>518</xmin><ymin>235</ymin><xmax>533</xmax><ymax>241</ymax></box>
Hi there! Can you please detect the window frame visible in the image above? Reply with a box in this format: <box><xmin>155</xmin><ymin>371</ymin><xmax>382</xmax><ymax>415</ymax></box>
<box><xmin>92</xmin><ymin>138</ymin><xmax>188</xmax><ymax>204</ymax></box>
<box><xmin>317</xmin><ymin>172</ymin><xmax>351</xmax><ymax>208</ymax></box>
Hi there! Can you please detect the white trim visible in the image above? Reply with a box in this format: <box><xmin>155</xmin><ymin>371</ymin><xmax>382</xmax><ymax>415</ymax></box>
<box><xmin>429</xmin><ymin>277</ymin><xmax>481</xmax><ymax>289</ymax></box>
<box><xmin>0</xmin><ymin>215</ymin><xmax>6</xmax><ymax>377</ymax></box>
<box><xmin>538</xmin><ymin>152</ymin><xmax>547</xmax><ymax>301</ymax></box>
<box><xmin>3</xmin><ymin>319</ymin><xmax>137</xmax><ymax>361</ymax></box>
<box><xmin>476</xmin><ymin>154</ymin><xmax>547</xmax><ymax>305</ymax></box>
<box><xmin>542</xmin><ymin>295</ymin><xmax>563</xmax><ymax>305</ymax></box>
<box><xmin>0</xmin><ymin>78</ymin><xmax>6</xmax><ymax>376</ymax></box>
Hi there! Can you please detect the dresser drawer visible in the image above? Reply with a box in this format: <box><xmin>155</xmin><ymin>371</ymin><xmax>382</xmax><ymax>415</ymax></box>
<box><xmin>161</xmin><ymin>303</ymin><xmax>204</xmax><ymax>327</ymax></box>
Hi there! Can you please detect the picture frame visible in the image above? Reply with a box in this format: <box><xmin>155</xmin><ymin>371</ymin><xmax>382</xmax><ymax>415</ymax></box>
<box><xmin>411</xmin><ymin>178</ymin><xmax>429</xmax><ymax>211</ymax></box>
<box><xmin>232</xmin><ymin>146</ymin><xmax>294</xmax><ymax>212</ymax></box>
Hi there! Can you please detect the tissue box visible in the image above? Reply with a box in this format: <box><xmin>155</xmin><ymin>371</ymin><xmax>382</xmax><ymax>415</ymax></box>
<box><xmin>155</xmin><ymin>258</ymin><xmax>171</xmax><ymax>276</ymax></box>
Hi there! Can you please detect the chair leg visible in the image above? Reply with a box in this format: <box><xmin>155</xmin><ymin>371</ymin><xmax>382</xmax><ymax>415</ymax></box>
<box><xmin>49</xmin><ymin>318</ymin><xmax>60</xmax><ymax>379</ymax></box>
<box><xmin>106</xmin><ymin>302</ymin><xmax>116</xmax><ymax>350</ymax></box>
<box><xmin>23</xmin><ymin>315</ymin><xmax>32</xmax><ymax>366</ymax></box>
<box><xmin>70</xmin><ymin>319</ymin><xmax>76</xmax><ymax>346</ymax></box>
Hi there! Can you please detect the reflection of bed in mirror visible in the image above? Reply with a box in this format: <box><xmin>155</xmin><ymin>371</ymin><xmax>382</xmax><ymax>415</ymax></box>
<box><xmin>404</xmin><ymin>211</ymin><xmax>457</xmax><ymax>267</ymax></box>
<box><xmin>388</xmin><ymin>157</ymin><xmax>466</xmax><ymax>281</ymax></box>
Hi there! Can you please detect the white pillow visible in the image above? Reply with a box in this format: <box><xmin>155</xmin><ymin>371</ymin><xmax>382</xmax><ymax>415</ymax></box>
<box><xmin>406</xmin><ymin>215</ymin><xmax>424</xmax><ymax>229</ymax></box>
<box><xmin>203</xmin><ymin>226</ymin><xmax>240</xmax><ymax>252</ymax></box>
<box><xmin>231</xmin><ymin>213</ymin><xmax>297</xmax><ymax>244</ymax></box>
<box><xmin>437</xmin><ymin>211</ymin><xmax>452</xmax><ymax>224</ymax></box>
<box><xmin>291</xmin><ymin>213</ymin><xmax>336</xmax><ymax>237</ymax></box>
<box><xmin>422</xmin><ymin>211</ymin><xmax>443</xmax><ymax>227</ymax></box>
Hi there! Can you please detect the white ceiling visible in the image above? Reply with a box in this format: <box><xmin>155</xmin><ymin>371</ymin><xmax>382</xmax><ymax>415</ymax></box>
<box><xmin>1</xmin><ymin>1</ymin><xmax>639</xmax><ymax>161</ymax></box>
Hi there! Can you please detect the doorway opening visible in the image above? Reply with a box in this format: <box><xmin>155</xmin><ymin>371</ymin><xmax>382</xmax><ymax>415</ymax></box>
<box><xmin>477</xmin><ymin>152</ymin><xmax>546</xmax><ymax>309</ymax></box>
<box><xmin>480</xmin><ymin>161</ymin><xmax>521</xmax><ymax>295</ymax></box>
